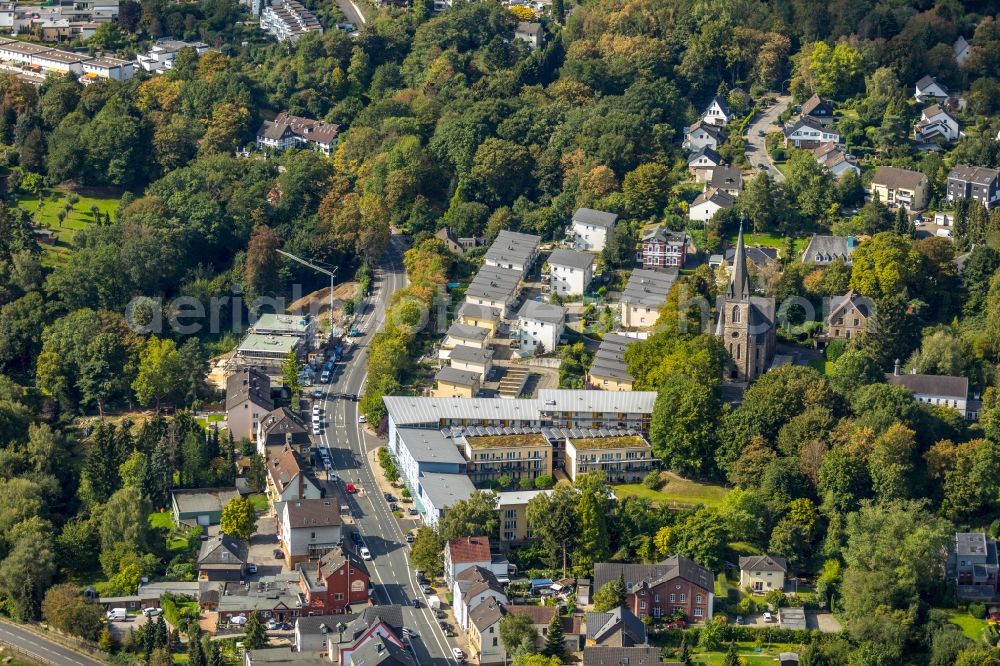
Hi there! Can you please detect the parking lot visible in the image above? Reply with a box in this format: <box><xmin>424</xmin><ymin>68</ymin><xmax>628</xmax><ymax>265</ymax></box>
<box><xmin>247</xmin><ymin>515</ymin><xmax>286</xmax><ymax>575</ymax></box>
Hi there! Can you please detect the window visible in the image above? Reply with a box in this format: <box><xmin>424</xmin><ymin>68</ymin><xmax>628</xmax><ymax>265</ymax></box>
<box><xmin>493</xmin><ymin>638</ymin><xmax>498</xmax><ymax>647</ymax></box>
<box><xmin>335</xmin><ymin>593</ymin><xmax>344</xmax><ymax>600</ymax></box>
<box><xmin>669</xmin><ymin>593</ymin><xmax>675</xmax><ymax>602</ymax></box>
<box><xmin>732</xmin><ymin>306</ymin><xmax>740</xmax><ymax>323</ymax></box>
<box><xmin>639</xmin><ymin>601</ymin><xmax>646</xmax><ymax>610</ymax></box>
<box><xmin>695</xmin><ymin>595</ymin><xmax>702</xmax><ymax>603</ymax></box>
<box><xmin>693</xmin><ymin>608</ymin><xmax>703</xmax><ymax>618</ymax></box>
<box><xmin>654</xmin><ymin>594</ymin><xmax>660</xmax><ymax>602</ymax></box>
<box><xmin>679</xmin><ymin>593</ymin><xmax>686</xmax><ymax>602</ymax></box>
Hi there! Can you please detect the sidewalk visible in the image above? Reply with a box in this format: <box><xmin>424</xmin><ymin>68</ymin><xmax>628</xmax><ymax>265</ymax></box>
<box><xmin>366</xmin><ymin>448</ymin><xmax>422</xmax><ymax>536</ymax></box>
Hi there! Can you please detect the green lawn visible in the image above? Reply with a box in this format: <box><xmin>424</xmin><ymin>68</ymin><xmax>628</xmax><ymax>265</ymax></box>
<box><xmin>614</xmin><ymin>472</ymin><xmax>730</xmax><ymax>508</ymax></box>
<box><xmin>938</xmin><ymin>609</ymin><xmax>990</xmax><ymax>641</ymax></box>
<box><xmin>248</xmin><ymin>493</ymin><xmax>270</xmax><ymax>512</ymax></box>
<box><xmin>689</xmin><ymin>642</ymin><xmax>803</xmax><ymax>665</ymax></box>
<box><xmin>149</xmin><ymin>511</ymin><xmax>174</xmax><ymax>530</ymax></box>
<box><xmin>13</xmin><ymin>188</ymin><xmax>120</xmax><ymax>266</ymax></box>
<box><xmin>808</xmin><ymin>359</ymin><xmax>835</xmax><ymax>375</ymax></box>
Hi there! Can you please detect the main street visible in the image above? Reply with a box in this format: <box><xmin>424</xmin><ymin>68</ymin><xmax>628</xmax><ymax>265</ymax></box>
<box><xmin>0</xmin><ymin>619</ymin><xmax>106</xmax><ymax>666</ymax></box>
<box><xmin>316</xmin><ymin>235</ymin><xmax>456</xmax><ymax>666</ymax></box>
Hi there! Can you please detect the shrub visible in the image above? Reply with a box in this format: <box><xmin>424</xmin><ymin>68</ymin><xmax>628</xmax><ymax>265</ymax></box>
<box><xmin>825</xmin><ymin>339</ymin><xmax>847</xmax><ymax>362</ymax></box>
<box><xmin>535</xmin><ymin>475</ymin><xmax>555</xmax><ymax>489</ymax></box>
<box><xmin>764</xmin><ymin>589</ymin><xmax>788</xmax><ymax>609</ymax></box>
<box><xmin>969</xmin><ymin>602</ymin><xmax>987</xmax><ymax>619</ymax></box>
<box><xmin>642</xmin><ymin>471</ymin><xmax>664</xmax><ymax>490</ymax></box>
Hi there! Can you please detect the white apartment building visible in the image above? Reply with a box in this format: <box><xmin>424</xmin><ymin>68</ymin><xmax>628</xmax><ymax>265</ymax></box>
<box><xmin>570</xmin><ymin>208</ymin><xmax>618</xmax><ymax>252</ymax></box>
<box><xmin>546</xmin><ymin>248</ymin><xmax>593</xmax><ymax>297</ymax></box>
<box><xmin>517</xmin><ymin>300</ymin><xmax>565</xmax><ymax>356</ymax></box>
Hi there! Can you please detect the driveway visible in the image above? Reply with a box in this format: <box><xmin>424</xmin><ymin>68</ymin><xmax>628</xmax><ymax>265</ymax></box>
<box><xmin>744</xmin><ymin>95</ymin><xmax>791</xmax><ymax>182</ymax></box>
<box><xmin>247</xmin><ymin>516</ymin><xmax>285</xmax><ymax>576</ymax></box>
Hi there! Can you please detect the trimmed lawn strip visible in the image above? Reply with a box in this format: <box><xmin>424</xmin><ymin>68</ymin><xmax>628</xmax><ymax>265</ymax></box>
<box><xmin>614</xmin><ymin>472</ymin><xmax>729</xmax><ymax>508</ymax></box>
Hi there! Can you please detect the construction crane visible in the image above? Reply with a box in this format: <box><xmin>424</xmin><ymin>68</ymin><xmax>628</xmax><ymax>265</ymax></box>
<box><xmin>276</xmin><ymin>249</ymin><xmax>338</xmax><ymax>341</ymax></box>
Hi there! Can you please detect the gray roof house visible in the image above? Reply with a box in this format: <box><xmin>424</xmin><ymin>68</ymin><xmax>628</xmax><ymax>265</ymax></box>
<box><xmin>584</xmin><ymin>647</ymin><xmax>683</xmax><ymax>666</ymax></box>
<box><xmin>517</xmin><ymin>300</ymin><xmax>567</xmax><ymax>325</ymax></box>
<box><xmin>198</xmin><ymin>534</ymin><xmax>249</xmax><ymax>581</ymax></box>
<box><xmin>572</xmin><ymin>208</ymin><xmax>619</xmax><ymax>230</ymax></box>
<box><xmin>801</xmin><ymin>235</ymin><xmax>858</xmax><ymax>266</ymax></box>
<box><xmin>585</xmin><ymin>606</ymin><xmax>647</xmax><ymax>646</ymax></box>
<box><xmin>171</xmin><ymin>487</ymin><xmax>240</xmax><ymax>527</ymax></box>
<box><xmin>548</xmin><ymin>248</ymin><xmax>595</xmax><ymax>270</ymax></box>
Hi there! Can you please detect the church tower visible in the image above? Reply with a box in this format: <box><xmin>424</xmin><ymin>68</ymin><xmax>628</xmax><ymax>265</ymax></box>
<box><xmin>715</xmin><ymin>225</ymin><xmax>775</xmax><ymax>382</ymax></box>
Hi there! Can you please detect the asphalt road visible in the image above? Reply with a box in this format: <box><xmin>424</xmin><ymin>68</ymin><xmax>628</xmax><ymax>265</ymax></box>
<box><xmin>0</xmin><ymin>619</ymin><xmax>106</xmax><ymax>666</ymax></box>
<box><xmin>744</xmin><ymin>94</ymin><xmax>791</xmax><ymax>182</ymax></box>
<box><xmin>315</xmin><ymin>235</ymin><xmax>457</xmax><ymax>666</ymax></box>
<box><xmin>336</xmin><ymin>0</ymin><xmax>367</xmax><ymax>28</ymax></box>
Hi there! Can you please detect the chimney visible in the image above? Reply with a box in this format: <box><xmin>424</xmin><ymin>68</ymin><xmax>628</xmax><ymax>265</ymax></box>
<box><xmin>893</xmin><ymin>359</ymin><xmax>901</xmax><ymax>376</ymax></box>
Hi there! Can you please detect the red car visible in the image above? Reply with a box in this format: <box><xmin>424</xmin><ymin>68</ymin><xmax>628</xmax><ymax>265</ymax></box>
<box><xmin>346</xmin><ymin>483</ymin><xmax>357</xmax><ymax>494</ymax></box>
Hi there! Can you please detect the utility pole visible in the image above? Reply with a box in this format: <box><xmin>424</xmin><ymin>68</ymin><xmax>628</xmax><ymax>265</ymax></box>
<box><xmin>276</xmin><ymin>249</ymin><xmax>338</xmax><ymax>344</ymax></box>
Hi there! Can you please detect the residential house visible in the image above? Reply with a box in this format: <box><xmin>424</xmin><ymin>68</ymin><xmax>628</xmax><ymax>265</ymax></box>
<box><xmin>296</xmin><ymin>608</ymin><xmax>410</xmax><ymax>664</ymax></box>
<box><xmin>171</xmin><ymin>488</ymin><xmax>240</xmax><ymax>527</ymax></box>
<box><xmin>639</xmin><ymin>227</ymin><xmax>687</xmax><ymax>270</ymax></box>
<box><xmin>414</xmin><ymin>471</ymin><xmax>477</xmax><ymax>527</ymax></box>
<box><xmin>723</xmin><ymin>245</ymin><xmax>777</xmax><ymax>270</ymax></box>
<box><xmin>738</xmin><ymin>555</ymin><xmax>788</xmax><ymax>593</ymax></box>
<box><xmin>538</xmin><ymin>389</ymin><xmax>656</xmax><ymax>433</ymax></box>
<box><xmin>547</xmin><ymin>248</ymin><xmax>594</xmax><ymax>297</ymax></box>
<box><xmin>914</xmin><ymin>75</ymin><xmax>949</xmax><ymax>103</ymax></box>
<box><xmin>256</xmin><ymin>406</ymin><xmax>310</xmax><ymax>456</ymax></box>
<box><xmin>571</xmin><ymin>208</ymin><xmax>618</xmax><ymax>252</ymax></box>
<box><xmin>514</xmin><ymin>21</ymin><xmax>543</xmax><ymax>49</ymax></box>
<box><xmin>433</xmin><ymin>366</ymin><xmax>481</xmax><ymax>399</ymax></box>
<box><xmin>689</xmin><ymin>187</ymin><xmax>735</xmax><ymax>222</ymax></box>
<box><xmin>453</xmin><ymin>566</ymin><xmax>508</xmax><ymax>631</ymax></box>
<box><xmin>251</xmin><ymin>313</ymin><xmax>314</xmax><ymax>341</ymax></box>
<box><xmin>801</xmin><ymin>234</ymin><xmax>858</xmax><ymax>265</ymax></box>
<box><xmin>950</xmin><ymin>532</ymin><xmax>999</xmax><ymax>601</ymax></box>
<box><xmin>456</xmin><ymin>302</ymin><xmax>502</xmax><ymax>337</ymax></box>
<box><xmin>584</xmin><ymin>606</ymin><xmax>647</xmax><ymax>646</ymax></box>
<box><xmin>783</xmin><ymin>117</ymin><xmax>840</xmax><ymax>149</ymax></box>
<box><xmin>484</xmin><ymin>230</ymin><xmax>540</xmax><ymax>274</ymax></box>
<box><xmin>517</xmin><ymin>300</ymin><xmax>566</xmax><ymax>356</ymax></box>
<box><xmin>136</xmin><ymin>39</ymin><xmax>210</xmax><ymax>74</ymax></box>
<box><xmin>266</xmin><ymin>444</ymin><xmax>324</xmax><ymax>505</ymax></box>
<box><xmin>886</xmin><ymin>361</ymin><xmax>978</xmax><ymax>420</ymax></box>
<box><xmin>708</xmin><ymin>166</ymin><xmax>743</xmax><ymax>197</ymax></box>
<box><xmin>468</xmin><ymin>597</ymin><xmax>506</xmax><ymax>665</ymax></box>
<box><xmin>236</xmin><ymin>334</ymin><xmax>301</xmax><ymax>372</ymax></box>
<box><xmin>460</xmin><ymin>432</ymin><xmax>553</xmax><ymax>487</ymax></box>
<box><xmin>914</xmin><ymin>104</ymin><xmax>960</xmax><ymax>143</ymax></box>
<box><xmin>587</xmin><ymin>333</ymin><xmax>638</xmax><ymax>391</ymax></box>
<box><xmin>947</xmin><ymin>165</ymin><xmax>1000</xmax><ymax>209</ymax></box>
<box><xmin>497</xmin><ymin>490</ymin><xmax>552</xmax><ymax>542</ymax></box>
<box><xmin>954</xmin><ymin>36</ymin><xmax>973</xmax><ymax>66</ymax></box>
<box><xmin>257</xmin><ymin>111</ymin><xmax>339</xmax><ymax>155</ymax></box>
<box><xmin>216</xmin><ymin>573</ymin><xmax>303</xmax><ymax>625</ymax></box>
<box><xmin>440</xmin><ymin>322</ymin><xmax>490</xmax><ymax>359</ymax></box>
<box><xmin>226</xmin><ymin>367</ymin><xmax>274</xmax><ymax>442</ymax></box>
<box><xmin>444</xmin><ymin>537</ymin><xmax>493</xmax><ymax>587</ymax></box>
<box><xmin>448</xmin><ymin>345</ymin><xmax>494</xmax><ymax>381</ymax></box>
<box><xmin>714</xmin><ymin>228</ymin><xmax>776</xmax><ymax>382</ymax></box>
<box><xmin>297</xmin><ymin>546</ymin><xmax>371</xmax><ymax>614</ymax></box>
<box><xmin>593</xmin><ymin>556</ymin><xmax>714</xmax><ymax>622</ymax></box>
<box><xmin>812</xmin><ymin>143</ymin><xmax>860</xmax><ymax>179</ymax></box>
<box><xmin>871</xmin><ymin>166</ymin><xmax>929</xmax><ymax>210</ymax></box>
<box><xmin>260</xmin><ymin>0</ymin><xmax>322</xmax><ymax>42</ymax></box>
<box><xmin>344</xmin><ymin>637</ymin><xmax>415</xmax><ymax>666</ymax></box>
<box><xmin>507</xmin><ymin>605</ymin><xmax>584</xmax><ymax>653</ymax></box>
<box><xmin>584</xmin><ymin>647</ymin><xmax>683</xmax><ymax>666</ymax></box>
<box><xmin>565</xmin><ymin>434</ymin><xmax>654</xmax><ymax>484</ymax></box>
<box><xmin>682</xmin><ymin>121</ymin><xmax>725</xmax><ymax>152</ymax></box>
<box><xmin>198</xmin><ymin>534</ymin><xmax>248</xmax><ymax>582</ymax></box>
<box><xmin>687</xmin><ymin>147</ymin><xmax>723</xmax><ymax>182</ymax></box>
<box><xmin>825</xmin><ymin>291</ymin><xmax>871</xmax><ymax>341</ymax></box>
<box><xmin>278</xmin><ymin>498</ymin><xmax>342</xmax><ymax>568</ymax></box>
<box><xmin>465</xmin><ymin>266</ymin><xmax>522</xmax><ymax>318</ymax></box>
<box><xmin>800</xmin><ymin>94</ymin><xmax>834</xmax><ymax>122</ymax></box>
<box><xmin>620</xmin><ymin>269</ymin><xmax>677</xmax><ymax>329</ymax></box>
<box><xmin>702</xmin><ymin>95</ymin><xmax>734</xmax><ymax>126</ymax></box>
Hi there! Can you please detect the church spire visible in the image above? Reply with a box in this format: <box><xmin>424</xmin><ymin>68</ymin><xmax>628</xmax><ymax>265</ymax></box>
<box><xmin>727</xmin><ymin>222</ymin><xmax>751</xmax><ymax>301</ymax></box>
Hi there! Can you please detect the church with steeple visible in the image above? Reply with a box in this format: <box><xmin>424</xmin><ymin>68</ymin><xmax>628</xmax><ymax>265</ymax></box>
<box><xmin>714</xmin><ymin>226</ymin><xmax>776</xmax><ymax>382</ymax></box>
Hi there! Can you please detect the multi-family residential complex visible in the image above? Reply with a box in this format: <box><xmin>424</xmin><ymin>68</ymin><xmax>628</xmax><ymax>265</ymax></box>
<box><xmin>547</xmin><ymin>248</ymin><xmax>594</xmax><ymax>297</ymax></box>
<box><xmin>638</xmin><ymin>227</ymin><xmax>687</xmax><ymax>269</ymax></box>
<box><xmin>516</xmin><ymin>300</ymin><xmax>566</xmax><ymax>355</ymax></box>
<box><xmin>587</xmin><ymin>333</ymin><xmax>639</xmax><ymax>391</ymax></box>
<box><xmin>0</xmin><ymin>0</ymin><xmax>117</xmax><ymax>42</ymax></box>
<box><xmin>570</xmin><ymin>208</ymin><xmax>618</xmax><ymax>252</ymax></box>
<box><xmin>136</xmin><ymin>39</ymin><xmax>210</xmax><ymax>74</ymax></box>
<box><xmin>947</xmin><ymin>165</ymin><xmax>1000</xmax><ymax>209</ymax></box>
<box><xmin>564</xmin><ymin>434</ymin><xmax>654</xmax><ymax>484</ymax></box>
<box><xmin>484</xmin><ymin>230</ymin><xmax>540</xmax><ymax>273</ymax></box>
<box><xmin>497</xmin><ymin>489</ymin><xmax>552</xmax><ymax>542</ymax></box>
<box><xmin>461</xmin><ymin>433</ymin><xmax>554</xmax><ymax>486</ymax></box>
<box><xmin>870</xmin><ymin>166</ymin><xmax>929</xmax><ymax>210</ymax></box>
<box><xmin>620</xmin><ymin>269</ymin><xmax>677</xmax><ymax>329</ymax></box>
<box><xmin>0</xmin><ymin>38</ymin><xmax>132</xmax><ymax>81</ymax></box>
<box><xmin>260</xmin><ymin>0</ymin><xmax>322</xmax><ymax>42</ymax></box>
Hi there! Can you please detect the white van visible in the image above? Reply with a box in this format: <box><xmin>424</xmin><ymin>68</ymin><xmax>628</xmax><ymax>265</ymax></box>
<box><xmin>106</xmin><ymin>608</ymin><xmax>127</xmax><ymax>622</ymax></box>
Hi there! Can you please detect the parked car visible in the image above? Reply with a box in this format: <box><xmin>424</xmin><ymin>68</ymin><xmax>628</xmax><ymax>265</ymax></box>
<box><xmin>390</xmin><ymin>503</ymin><xmax>398</xmax><ymax>511</ymax></box>
<box><xmin>312</xmin><ymin>404</ymin><xmax>321</xmax><ymax>415</ymax></box>
<box><xmin>346</xmin><ymin>483</ymin><xmax>357</xmax><ymax>494</ymax></box>
<box><xmin>735</xmin><ymin>615</ymin><xmax>745</xmax><ymax>625</ymax></box>
<box><xmin>384</xmin><ymin>492</ymin><xmax>396</xmax><ymax>502</ymax></box>
<box><xmin>435</xmin><ymin>609</ymin><xmax>446</xmax><ymax>620</ymax></box>
<box><xmin>274</xmin><ymin>549</ymin><xmax>283</xmax><ymax>559</ymax></box>
<box><xmin>415</xmin><ymin>570</ymin><xmax>424</xmax><ymax>581</ymax></box>
<box><xmin>757</xmin><ymin>130</ymin><xmax>766</xmax><ymax>137</ymax></box>
<box><xmin>762</xmin><ymin>611</ymin><xmax>774</xmax><ymax>623</ymax></box>
<box><xmin>247</xmin><ymin>563</ymin><xmax>258</xmax><ymax>574</ymax></box>
<box><xmin>358</xmin><ymin>414</ymin><xmax>367</xmax><ymax>423</ymax></box>
<box><xmin>230</xmin><ymin>615</ymin><xmax>248</xmax><ymax>626</ymax></box>
<box><xmin>280</xmin><ymin>622</ymin><xmax>293</xmax><ymax>631</ymax></box>
<box><xmin>420</xmin><ymin>584</ymin><xmax>433</xmax><ymax>595</ymax></box>
<box><xmin>267</xmin><ymin>619</ymin><xmax>279</xmax><ymax>630</ymax></box>
<box><xmin>407</xmin><ymin>507</ymin><xmax>418</xmax><ymax>516</ymax></box>
<box><xmin>405</xmin><ymin>533</ymin><xmax>414</xmax><ymax>543</ymax></box>
<box><xmin>142</xmin><ymin>607</ymin><xmax>163</xmax><ymax>618</ymax></box>
<box><xmin>453</xmin><ymin>647</ymin><xmax>466</xmax><ymax>662</ymax></box>
<box><xmin>312</xmin><ymin>424</ymin><xmax>321</xmax><ymax>435</ymax></box>
<box><xmin>314</xmin><ymin>388</ymin><xmax>324</xmax><ymax>399</ymax></box>
<box><xmin>360</xmin><ymin>547</ymin><xmax>372</xmax><ymax>560</ymax></box>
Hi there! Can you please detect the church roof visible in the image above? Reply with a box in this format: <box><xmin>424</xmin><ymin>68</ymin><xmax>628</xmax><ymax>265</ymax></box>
<box><xmin>726</xmin><ymin>225</ymin><xmax>752</xmax><ymax>301</ymax></box>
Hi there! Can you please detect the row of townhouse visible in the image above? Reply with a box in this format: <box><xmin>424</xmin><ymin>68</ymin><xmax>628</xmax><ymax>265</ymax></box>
<box><xmin>0</xmin><ymin>37</ymin><xmax>131</xmax><ymax>81</ymax></box>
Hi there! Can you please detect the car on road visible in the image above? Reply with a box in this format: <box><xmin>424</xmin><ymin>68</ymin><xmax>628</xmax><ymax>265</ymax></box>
<box><xmin>411</xmin><ymin>598</ymin><xmax>420</xmax><ymax>608</ymax></box>
<box><xmin>314</xmin><ymin>388</ymin><xmax>323</xmax><ymax>399</ymax></box>
<box><xmin>360</xmin><ymin>547</ymin><xmax>372</xmax><ymax>560</ymax></box>
<box><xmin>452</xmin><ymin>648</ymin><xmax>466</xmax><ymax>662</ymax></box>
<box><xmin>247</xmin><ymin>563</ymin><xmax>258</xmax><ymax>574</ymax></box>
<box><xmin>358</xmin><ymin>414</ymin><xmax>367</xmax><ymax>423</ymax></box>
<box><xmin>346</xmin><ymin>483</ymin><xmax>358</xmax><ymax>494</ymax></box>
<box><xmin>420</xmin><ymin>584</ymin><xmax>434</xmax><ymax>595</ymax></box>
<box><xmin>405</xmin><ymin>533</ymin><xmax>414</xmax><ymax>543</ymax></box>
<box><xmin>320</xmin><ymin>371</ymin><xmax>330</xmax><ymax>383</ymax></box>
<box><xmin>142</xmin><ymin>607</ymin><xmax>163</xmax><ymax>617</ymax></box>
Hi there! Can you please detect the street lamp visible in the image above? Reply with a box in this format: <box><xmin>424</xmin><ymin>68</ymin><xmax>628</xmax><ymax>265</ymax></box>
<box><xmin>276</xmin><ymin>249</ymin><xmax>338</xmax><ymax>343</ymax></box>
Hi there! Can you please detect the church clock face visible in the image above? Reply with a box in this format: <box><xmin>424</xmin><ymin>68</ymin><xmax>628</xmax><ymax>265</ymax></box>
<box><xmin>731</xmin><ymin>331</ymin><xmax>739</xmax><ymax>338</ymax></box>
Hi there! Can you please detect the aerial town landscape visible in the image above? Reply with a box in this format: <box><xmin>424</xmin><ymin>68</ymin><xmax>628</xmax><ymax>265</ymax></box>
<box><xmin>0</xmin><ymin>0</ymin><xmax>998</xmax><ymax>665</ymax></box>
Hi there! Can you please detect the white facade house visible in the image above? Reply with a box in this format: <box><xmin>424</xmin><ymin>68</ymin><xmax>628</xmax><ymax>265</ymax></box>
<box><xmin>278</xmin><ymin>498</ymin><xmax>342</xmax><ymax>567</ymax></box>
<box><xmin>136</xmin><ymin>39</ymin><xmax>209</xmax><ymax>74</ymax></box>
<box><xmin>452</xmin><ymin>566</ymin><xmax>508</xmax><ymax>631</ymax></box>
<box><xmin>689</xmin><ymin>187</ymin><xmax>735</xmax><ymax>222</ymax></box>
<box><xmin>260</xmin><ymin>0</ymin><xmax>322</xmax><ymax>42</ymax></box>
<box><xmin>570</xmin><ymin>208</ymin><xmax>618</xmax><ymax>252</ymax></box>
<box><xmin>783</xmin><ymin>117</ymin><xmax>840</xmax><ymax>148</ymax></box>
<box><xmin>517</xmin><ymin>300</ymin><xmax>566</xmax><ymax>356</ymax></box>
<box><xmin>546</xmin><ymin>249</ymin><xmax>593</xmax><ymax>297</ymax></box>
<box><xmin>914</xmin><ymin>104</ymin><xmax>961</xmax><ymax>143</ymax></box>
<box><xmin>514</xmin><ymin>21</ymin><xmax>543</xmax><ymax>49</ymax></box>
<box><xmin>702</xmin><ymin>95</ymin><xmax>734</xmax><ymax>126</ymax></box>
<box><xmin>683</xmin><ymin>121</ymin><xmax>725</xmax><ymax>152</ymax></box>
<box><xmin>914</xmin><ymin>75</ymin><xmax>949</xmax><ymax>103</ymax></box>
<box><xmin>954</xmin><ymin>36</ymin><xmax>972</xmax><ymax>66</ymax></box>
<box><xmin>483</xmin><ymin>230</ymin><xmax>540</xmax><ymax>274</ymax></box>
<box><xmin>886</xmin><ymin>361</ymin><xmax>977</xmax><ymax>420</ymax></box>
